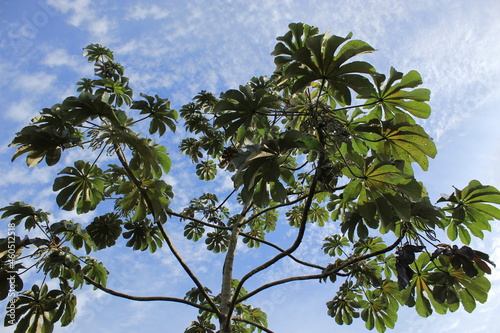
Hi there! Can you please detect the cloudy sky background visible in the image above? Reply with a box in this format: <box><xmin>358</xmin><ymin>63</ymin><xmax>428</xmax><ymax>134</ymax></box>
<box><xmin>1</xmin><ymin>0</ymin><xmax>500</xmax><ymax>332</ymax></box>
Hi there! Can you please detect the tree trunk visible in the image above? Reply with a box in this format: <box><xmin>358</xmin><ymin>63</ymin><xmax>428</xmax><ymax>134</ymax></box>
<box><xmin>219</xmin><ymin>208</ymin><xmax>248</xmax><ymax>333</ymax></box>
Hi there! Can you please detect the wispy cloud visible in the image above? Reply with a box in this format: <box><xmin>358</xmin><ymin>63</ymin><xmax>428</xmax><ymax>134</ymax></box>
<box><xmin>126</xmin><ymin>4</ymin><xmax>170</xmax><ymax>21</ymax></box>
<box><xmin>42</xmin><ymin>47</ymin><xmax>80</xmax><ymax>68</ymax></box>
<box><xmin>47</xmin><ymin>0</ymin><xmax>116</xmax><ymax>40</ymax></box>
<box><xmin>14</xmin><ymin>71</ymin><xmax>57</xmax><ymax>94</ymax></box>
<box><xmin>5</xmin><ymin>99</ymin><xmax>38</xmax><ymax>123</ymax></box>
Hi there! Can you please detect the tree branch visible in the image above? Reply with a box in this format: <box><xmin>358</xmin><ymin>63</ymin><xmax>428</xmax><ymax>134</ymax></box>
<box><xmin>227</xmin><ymin>170</ymin><xmax>320</xmax><ymax>325</ymax></box>
<box><xmin>237</xmin><ymin>234</ymin><xmax>405</xmax><ymax>303</ymax></box>
<box><xmin>276</xmin><ymin>99</ymin><xmax>382</xmax><ymax>117</ymax></box>
<box><xmin>242</xmin><ymin>194</ymin><xmax>309</xmax><ymax>227</ymax></box>
<box><xmin>215</xmin><ymin>188</ymin><xmax>237</xmax><ymax>212</ymax></box>
<box><xmin>83</xmin><ymin>276</ymin><xmax>214</xmax><ymax>313</ymax></box>
<box><xmin>232</xmin><ymin>317</ymin><xmax>275</xmax><ymax>333</ymax></box>
<box><xmin>169</xmin><ymin>197</ymin><xmax>325</xmax><ymax>271</ymax></box>
<box><xmin>239</xmin><ymin>232</ymin><xmax>325</xmax><ymax>270</ymax></box>
<box><xmin>167</xmin><ymin>209</ymin><xmax>231</xmax><ymax>231</ymax></box>
<box><xmin>114</xmin><ymin>145</ymin><xmax>221</xmax><ymax>316</ymax></box>
<box><xmin>155</xmin><ymin>221</ymin><xmax>221</xmax><ymax>316</ymax></box>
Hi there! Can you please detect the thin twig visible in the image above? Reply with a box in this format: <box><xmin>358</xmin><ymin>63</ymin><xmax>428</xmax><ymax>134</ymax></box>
<box><xmin>167</xmin><ymin>210</ymin><xmax>231</xmax><ymax>231</ymax></box>
<box><xmin>242</xmin><ymin>194</ymin><xmax>309</xmax><ymax>227</ymax></box>
<box><xmin>215</xmin><ymin>188</ymin><xmax>237</xmax><ymax>212</ymax></box>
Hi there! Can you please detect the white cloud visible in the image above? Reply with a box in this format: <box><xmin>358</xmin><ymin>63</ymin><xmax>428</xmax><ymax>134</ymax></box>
<box><xmin>14</xmin><ymin>71</ymin><xmax>57</xmax><ymax>94</ymax></box>
<box><xmin>5</xmin><ymin>99</ymin><xmax>37</xmax><ymax>122</ymax></box>
<box><xmin>88</xmin><ymin>15</ymin><xmax>115</xmax><ymax>36</ymax></box>
<box><xmin>115</xmin><ymin>39</ymin><xmax>140</xmax><ymax>55</ymax></box>
<box><xmin>0</xmin><ymin>164</ymin><xmax>53</xmax><ymax>187</ymax></box>
<box><xmin>46</xmin><ymin>0</ymin><xmax>115</xmax><ymax>39</ymax></box>
<box><xmin>126</xmin><ymin>4</ymin><xmax>170</xmax><ymax>20</ymax></box>
<box><xmin>42</xmin><ymin>47</ymin><xmax>79</xmax><ymax>68</ymax></box>
<box><xmin>390</xmin><ymin>1</ymin><xmax>500</xmax><ymax>141</ymax></box>
<box><xmin>46</xmin><ymin>0</ymin><xmax>92</xmax><ymax>26</ymax></box>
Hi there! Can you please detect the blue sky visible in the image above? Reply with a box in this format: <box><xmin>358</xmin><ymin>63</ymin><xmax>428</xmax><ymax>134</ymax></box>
<box><xmin>1</xmin><ymin>0</ymin><xmax>500</xmax><ymax>332</ymax></box>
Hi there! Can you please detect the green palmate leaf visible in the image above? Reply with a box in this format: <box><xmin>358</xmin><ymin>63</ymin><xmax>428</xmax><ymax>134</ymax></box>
<box><xmin>50</xmin><ymin>220</ymin><xmax>95</xmax><ymax>254</ymax></box>
<box><xmin>128</xmin><ymin>139</ymin><xmax>171</xmax><ymax>179</ymax></box>
<box><xmin>340</xmin><ymin>158</ymin><xmax>415</xmax><ymax>229</ymax></box>
<box><xmin>242</xmin><ymin>306</ymin><xmax>268</xmax><ymax>332</ymax></box>
<box><xmin>242</xmin><ymin>229</ymin><xmax>264</xmax><ymax>248</ymax></box>
<box><xmin>76</xmin><ymin>78</ymin><xmax>95</xmax><ymax>93</ymax></box>
<box><xmin>123</xmin><ymin>220</ymin><xmax>163</xmax><ymax>253</ymax></box>
<box><xmin>10</xmin><ymin>105</ymin><xmax>84</xmax><ymax>167</ymax></box>
<box><xmin>86</xmin><ymin>213</ymin><xmax>123</xmax><ymax>250</ymax></box>
<box><xmin>200</xmin><ymin>131</ymin><xmax>225</xmax><ymax>159</ymax></box>
<box><xmin>100</xmin><ymin>129</ymin><xmax>171</xmax><ymax>179</ymax></box>
<box><xmin>271</xmin><ymin>22</ymin><xmax>320</xmax><ymax>69</ymax></box>
<box><xmin>326</xmin><ymin>282</ymin><xmax>362</xmax><ymax>326</ymax></box>
<box><xmin>31</xmin><ymin>105</ymin><xmax>80</xmax><ymax>132</ymax></box>
<box><xmin>118</xmin><ymin>176</ymin><xmax>172</xmax><ymax>223</ymax></box>
<box><xmin>232</xmin><ymin>130</ymin><xmax>317</xmax><ymax>207</ymax></box>
<box><xmin>185</xmin><ymin>316</ymin><xmax>217</xmax><ymax>333</ymax></box>
<box><xmin>61</xmin><ymin>92</ymin><xmax>126</xmax><ymax>128</ymax></box>
<box><xmin>196</xmin><ymin>160</ymin><xmax>217</xmax><ymax>181</ymax></box>
<box><xmin>273</xmin><ymin>23</ymin><xmax>376</xmax><ymax>101</ymax></box>
<box><xmin>5</xmin><ymin>283</ymin><xmax>70</xmax><ymax>332</ymax></box>
<box><xmin>322</xmin><ymin>235</ymin><xmax>350</xmax><ymax>257</ymax></box>
<box><xmin>360</xmin><ymin>289</ymin><xmax>397</xmax><ymax>333</ymax></box>
<box><xmin>94</xmin><ymin>76</ymin><xmax>133</xmax><ymax>107</ymax></box>
<box><xmin>308</xmin><ymin>203</ymin><xmax>329</xmax><ymax>226</ymax></box>
<box><xmin>184</xmin><ymin>222</ymin><xmax>205</xmax><ymax>241</ymax></box>
<box><xmin>363</xmin><ymin>67</ymin><xmax>431</xmax><ymax>120</ymax></box>
<box><xmin>131</xmin><ymin>93</ymin><xmax>178</xmax><ymax>135</ymax></box>
<box><xmin>10</xmin><ymin>126</ymin><xmax>73</xmax><ymax>167</ymax></box>
<box><xmin>83</xmin><ymin>43</ymin><xmax>114</xmax><ymax>62</ymax></box>
<box><xmin>357</xmin><ymin>118</ymin><xmax>437</xmax><ymax>170</ymax></box>
<box><xmin>53</xmin><ymin>160</ymin><xmax>105</xmax><ymax>214</ymax></box>
<box><xmin>439</xmin><ymin>180</ymin><xmax>500</xmax><ymax>240</ymax></box>
<box><xmin>0</xmin><ymin>202</ymin><xmax>50</xmax><ymax>230</ymax></box>
<box><xmin>205</xmin><ymin>229</ymin><xmax>230</xmax><ymax>253</ymax></box>
<box><xmin>213</xmin><ymin>85</ymin><xmax>279</xmax><ymax>141</ymax></box>
<box><xmin>354</xmin><ymin>236</ymin><xmax>386</xmax><ymax>255</ymax></box>
<box><xmin>180</xmin><ymin>137</ymin><xmax>204</xmax><ymax>163</ymax></box>
<box><xmin>82</xmin><ymin>258</ymin><xmax>109</xmax><ymax>289</ymax></box>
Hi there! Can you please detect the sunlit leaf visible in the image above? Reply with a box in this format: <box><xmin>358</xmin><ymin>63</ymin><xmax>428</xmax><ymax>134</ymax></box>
<box><xmin>53</xmin><ymin>160</ymin><xmax>104</xmax><ymax>214</ymax></box>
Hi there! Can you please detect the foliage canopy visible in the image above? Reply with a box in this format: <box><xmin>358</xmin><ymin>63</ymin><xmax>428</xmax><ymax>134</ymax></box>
<box><xmin>1</xmin><ymin>23</ymin><xmax>499</xmax><ymax>333</ymax></box>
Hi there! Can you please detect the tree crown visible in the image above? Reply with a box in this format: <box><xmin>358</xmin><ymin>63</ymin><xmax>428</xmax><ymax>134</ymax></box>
<box><xmin>1</xmin><ymin>22</ymin><xmax>499</xmax><ymax>333</ymax></box>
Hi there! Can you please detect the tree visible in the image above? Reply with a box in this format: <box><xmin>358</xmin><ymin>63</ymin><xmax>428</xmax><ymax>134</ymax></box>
<box><xmin>1</xmin><ymin>22</ymin><xmax>499</xmax><ymax>333</ymax></box>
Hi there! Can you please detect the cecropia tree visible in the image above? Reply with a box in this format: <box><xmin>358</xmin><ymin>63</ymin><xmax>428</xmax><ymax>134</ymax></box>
<box><xmin>1</xmin><ymin>23</ymin><xmax>499</xmax><ymax>333</ymax></box>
